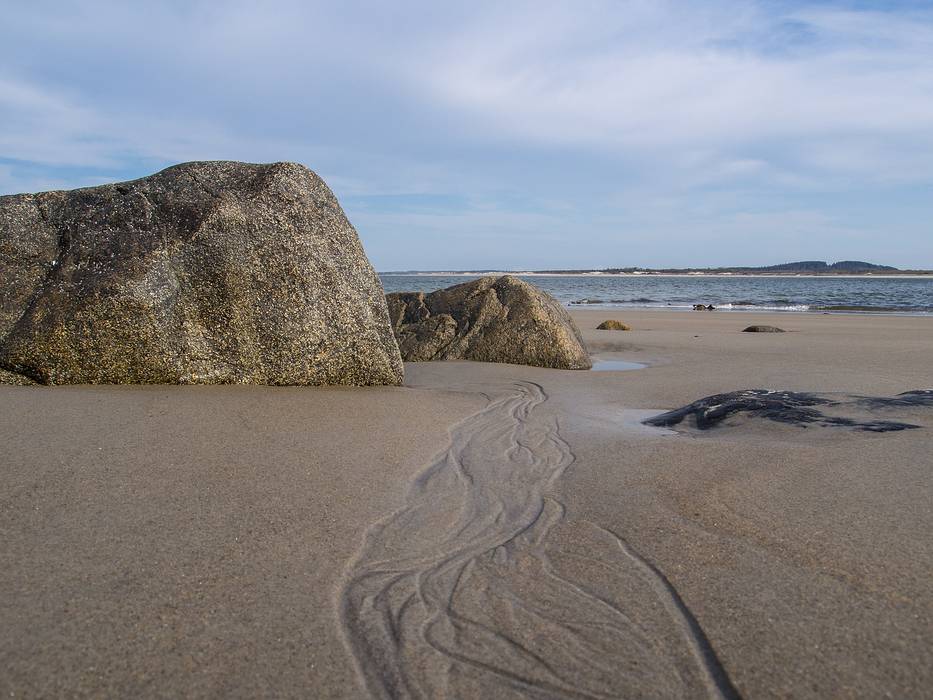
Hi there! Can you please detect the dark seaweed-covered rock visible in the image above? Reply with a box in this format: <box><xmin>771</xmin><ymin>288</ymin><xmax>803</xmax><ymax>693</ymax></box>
<box><xmin>0</xmin><ymin>161</ymin><xmax>403</xmax><ymax>385</ymax></box>
<box><xmin>645</xmin><ymin>389</ymin><xmax>925</xmax><ymax>432</ymax></box>
<box><xmin>857</xmin><ymin>390</ymin><xmax>933</xmax><ymax>408</ymax></box>
<box><xmin>386</xmin><ymin>276</ymin><xmax>591</xmax><ymax>369</ymax></box>
<box><xmin>742</xmin><ymin>325</ymin><xmax>785</xmax><ymax>333</ymax></box>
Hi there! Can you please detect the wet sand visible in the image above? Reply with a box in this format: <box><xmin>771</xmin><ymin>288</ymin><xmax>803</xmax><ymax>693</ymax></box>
<box><xmin>0</xmin><ymin>386</ymin><xmax>485</xmax><ymax>697</ymax></box>
<box><xmin>1</xmin><ymin>310</ymin><xmax>931</xmax><ymax>697</ymax></box>
<box><xmin>549</xmin><ymin>310</ymin><xmax>933</xmax><ymax>697</ymax></box>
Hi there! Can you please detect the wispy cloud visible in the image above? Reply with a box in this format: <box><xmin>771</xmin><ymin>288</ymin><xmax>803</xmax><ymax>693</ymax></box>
<box><xmin>419</xmin><ymin>2</ymin><xmax>933</xmax><ymax>175</ymax></box>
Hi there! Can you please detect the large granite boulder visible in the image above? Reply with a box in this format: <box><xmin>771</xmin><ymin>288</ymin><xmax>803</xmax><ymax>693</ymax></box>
<box><xmin>386</xmin><ymin>276</ymin><xmax>591</xmax><ymax>369</ymax></box>
<box><xmin>0</xmin><ymin>161</ymin><xmax>403</xmax><ymax>385</ymax></box>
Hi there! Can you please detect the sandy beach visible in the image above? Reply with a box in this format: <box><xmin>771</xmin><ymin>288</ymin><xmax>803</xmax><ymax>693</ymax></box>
<box><xmin>2</xmin><ymin>310</ymin><xmax>931</xmax><ymax>698</ymax></box>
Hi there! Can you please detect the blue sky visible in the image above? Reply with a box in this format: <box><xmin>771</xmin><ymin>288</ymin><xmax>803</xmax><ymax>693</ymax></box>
<box><xmin>2</xmin><ymin>1</ymin><xmax>932</xmax><ymax>270</ymax></box>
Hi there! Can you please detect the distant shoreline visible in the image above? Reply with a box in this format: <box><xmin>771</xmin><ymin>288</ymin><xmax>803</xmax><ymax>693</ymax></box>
<box><xmin>380</xmin><ymin>271</ymin><xmax>933</xmax><ymax>279</ymax></box>
<box><xmin>379</xmin><ymin>270</ymin><xmax>933</xmax><ymax>316</ymax></box>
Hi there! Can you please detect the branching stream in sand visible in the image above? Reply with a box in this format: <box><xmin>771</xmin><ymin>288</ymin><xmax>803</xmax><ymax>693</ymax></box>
<box><xmin>338</xmin><ymin>381</ymin><xmax>739</xmax><ymax>699</ymax></box>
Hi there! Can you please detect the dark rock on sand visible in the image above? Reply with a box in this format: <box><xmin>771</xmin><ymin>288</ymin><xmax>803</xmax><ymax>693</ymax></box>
<box><xmin>645</xmin><ymin>389</ymin><xmax>925</xmax><ymax>432</ymax></box>
<box><xmin>857</xmin><ymin>389</ymin><xmax>933</xmax><ymax>409</ymax></box>
<box><xmin>693</xmin><ymin>304</ymin><xmax>715</xmax><ymax>311</ymax></box>
<box><xmin>386</xmin><ymin>275</ymin><xmax>591</xmax><ymax>369</ymax></box>
<box><xmin>0</xmin><ymin>161</ymin><xmax>403</xmax><ymax>385</ymax></box>
<box><xmin>596</xmin><ymin>320</ymin><xmax>631</xmax><ymax>331</ymax></box>
<box><xmin>743</xmin><ymin>325</ymin><xmax>785</xmax><ymax>333</ymax></box>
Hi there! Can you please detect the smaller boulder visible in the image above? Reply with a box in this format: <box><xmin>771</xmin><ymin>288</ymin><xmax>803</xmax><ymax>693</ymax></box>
<box><xmin>387</xmin><ymin>276</ymin><xmax>591</xmax><ymax>369</ymax></box>
<box><xmin>693</xmin><ymin>304</ymin><xmax>715</xmax><ymax>311</ymax></box>
<box><xmin>596</xmin><ymin>320</ymin><xmax>631</xmax><ymax>331</ymax></box>
<box><xmin>742</xmin><ymin>325</ymin><xmax>785</xmax><ymax>333</ymax></box>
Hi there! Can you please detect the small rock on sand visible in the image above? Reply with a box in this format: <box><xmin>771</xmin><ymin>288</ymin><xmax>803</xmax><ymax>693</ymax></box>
<box><xmin>596</xmin><ymin>320</ymin><xmax>631</xmax><ymax>331</ymax></box>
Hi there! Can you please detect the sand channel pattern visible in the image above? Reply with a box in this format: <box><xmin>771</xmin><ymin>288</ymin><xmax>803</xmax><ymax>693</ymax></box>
<box><xmin>338</xmin><ymin>381</ymin><xmax>740</xmax><ymax>699</ymax></box>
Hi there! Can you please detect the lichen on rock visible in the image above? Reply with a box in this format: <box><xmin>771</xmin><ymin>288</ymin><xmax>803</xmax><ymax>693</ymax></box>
<box><xmin>0</xmin><ymin>368</ymin><xmax>34</xmax><ymax>385</ymax></box>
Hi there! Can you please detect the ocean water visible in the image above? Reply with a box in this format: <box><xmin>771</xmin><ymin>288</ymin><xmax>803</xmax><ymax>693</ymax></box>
<box><xmin>380</xmin><ymin>274</ymin><xmax>933</xmax><ymax>314</ymax></box>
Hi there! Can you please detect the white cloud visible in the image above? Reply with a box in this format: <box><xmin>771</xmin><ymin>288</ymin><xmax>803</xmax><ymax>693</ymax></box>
<box><xmin>1</xmin><ymin>1</ymin><xmax>931</xmax><ymax>267</ymax></box>
<box><xmin>4</xmin><ymin>1</ymin><xmax>932</xmax><ymax>188</ymax></box>
<box><xmin>414</xmin><ymin>1</ymin><xmax>933</xmax><ymax>185</ymax></box>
